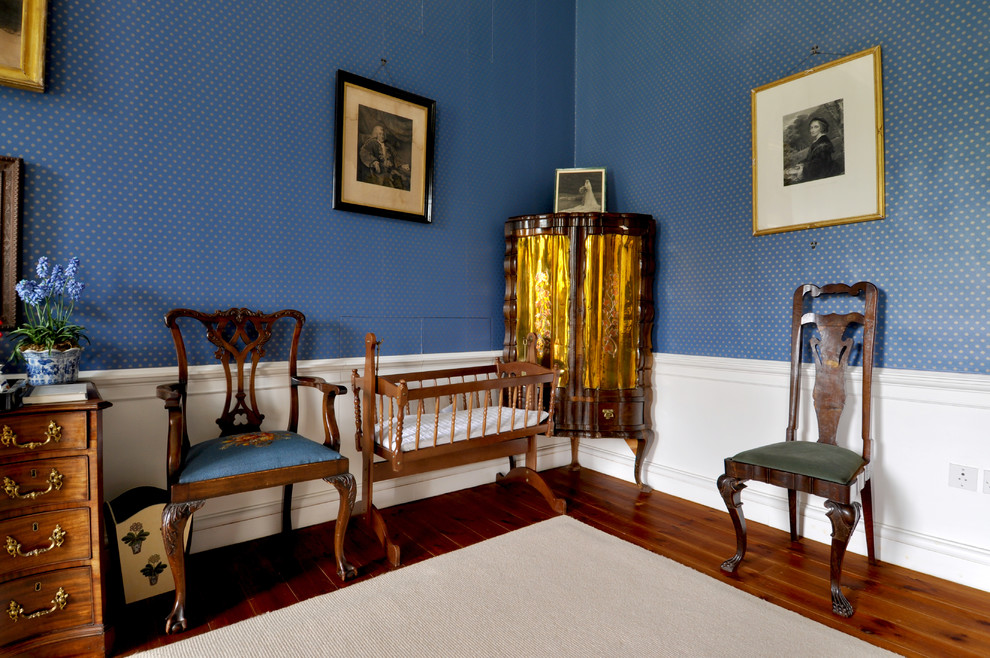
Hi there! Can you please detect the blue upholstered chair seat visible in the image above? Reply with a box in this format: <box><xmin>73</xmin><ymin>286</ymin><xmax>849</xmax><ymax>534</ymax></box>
<box><xmin>730</xmin><ymin>441</ymin><xmax>865</xmax><ymax>485</ymax></box>
<box><xmin>179</xmin><ymin>430</ymin><xmax>345</xmax><ymax>484</ymax></box>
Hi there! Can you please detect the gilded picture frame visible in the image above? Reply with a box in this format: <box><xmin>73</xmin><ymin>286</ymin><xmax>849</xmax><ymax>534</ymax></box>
<box><xmin>333</xmin><ymin>70</ymin><xmax>436</xmax><ymax>224</ymax></box>
<box><xmin>0</xmin><ymin>0</ymin><xmax>48</xmax><ymax>92</ymax></box>
<box><xmin>554</xmin><ymin>167</ymin><xmax>605</xmax><ymax>213</ymax></box>
<box><xmin>0</xmin><ymin>156</ymin><xmax>22</xmax><ymax>329</ymax></box>
<box><xmin>752</xmin><ymin>46</ymin><xmax>884</xmax><ymax>235</ymax></box>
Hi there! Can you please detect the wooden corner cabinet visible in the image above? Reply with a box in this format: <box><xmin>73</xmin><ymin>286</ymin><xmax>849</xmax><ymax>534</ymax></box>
<box><xmin>504</xmin><ymin>213</ymin><xmax>656</xmax><ymax>491</ymax></box>
<box><xmin>0</xmin><ymin>382</ymin><xmax>112</xmax><ymax>657</ymax></box>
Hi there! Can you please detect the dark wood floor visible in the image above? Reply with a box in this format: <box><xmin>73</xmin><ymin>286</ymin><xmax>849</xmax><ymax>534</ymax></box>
<box><xmin>112</xmin><ymin>467</ymin><xmax>990</xmax><ymax>657</ymax></box>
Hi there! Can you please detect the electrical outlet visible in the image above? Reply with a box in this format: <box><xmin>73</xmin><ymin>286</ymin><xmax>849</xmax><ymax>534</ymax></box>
<box><xmin>984</xmin><ymin>471</ymin><xmax>990</xmax><ymax>495</ymax></box>
<box><xmin>948</xmin><ymin>463</ymin><xmax>978</xmax><ymax>491</ymax></box>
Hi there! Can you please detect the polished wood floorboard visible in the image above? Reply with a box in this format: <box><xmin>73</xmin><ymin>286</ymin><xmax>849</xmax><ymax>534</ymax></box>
<box><xmin>112</xmin><ymin>467</ymin><xmax>990</xmax><ymax>657</ymax></box>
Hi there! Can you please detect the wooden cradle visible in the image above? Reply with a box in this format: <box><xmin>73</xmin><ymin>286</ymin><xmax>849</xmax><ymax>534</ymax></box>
<box><xmin>351</xmin><ymin>332</ymin><xmax>566</xmax><ymax>566</ymax></box>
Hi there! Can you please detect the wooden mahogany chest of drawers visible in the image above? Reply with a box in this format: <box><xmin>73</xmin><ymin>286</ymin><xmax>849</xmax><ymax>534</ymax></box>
<box><xmin>0</xmin><ymin>383</ymin><xmax>111</xmax><ymax>657</ymax></box>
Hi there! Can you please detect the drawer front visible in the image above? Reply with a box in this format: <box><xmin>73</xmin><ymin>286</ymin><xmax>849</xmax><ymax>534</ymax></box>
<box><xmin>0</xmin><ymin>566</ymin><xmax>95</xmax><ymax>647</ymax></box>
<box><xmin>0</xmin><ymin>457</ymin><xmax>89</xmax><ymax>515</ymax></box>
<box><xmin>0</xmin><ymin>413</ymin><xmax>88</xmax><ymax>455</ymax></box>
<box><xmin>0</xmin><ymin>508</ymin><xmax>91</xmax><ymax>578</ymax></box>
<box><xmin>597</xmin><ymin>401</ymin><xmax>645</xmax><ymax>430</ymax></box>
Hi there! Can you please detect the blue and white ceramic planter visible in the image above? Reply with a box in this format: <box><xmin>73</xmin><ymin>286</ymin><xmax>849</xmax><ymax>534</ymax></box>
<box><xmin>22</xmin><ymin>347</ymin><xmax>82</xmax><ymax>385</ymax></box>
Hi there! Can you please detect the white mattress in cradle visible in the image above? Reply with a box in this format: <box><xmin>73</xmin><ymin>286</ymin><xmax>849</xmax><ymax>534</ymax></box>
<box><xmin>379</xmin><ymin>405</ymin><xmax>548</xmax><ymax>452</ymax></box>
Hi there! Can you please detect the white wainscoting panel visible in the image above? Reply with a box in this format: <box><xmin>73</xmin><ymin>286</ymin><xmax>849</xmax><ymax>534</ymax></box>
<box><xmin>86</xmin><ymin>351</ymin><xmax>990</xmax><ymax>593</ymax></box>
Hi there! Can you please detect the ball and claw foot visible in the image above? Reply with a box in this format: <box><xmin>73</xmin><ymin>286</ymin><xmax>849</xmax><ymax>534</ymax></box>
<box><xmin>720</xmin><ymin>554</ymin><xmax>743</xmax><ymax>573</ymax></box>
<box><xmin>338</xmin><ymin>560</ymin><xmax>358</xmax><ymax>581</ymax></box>
<box><xmin>831</xmin><ymin>586</ymin><xmax>854</xmax><ymax>617</ymax></box>
<box><xmin>165</xmin><ymin>606</ymin><xmax>188</xmax><ymax>635</ymax></box>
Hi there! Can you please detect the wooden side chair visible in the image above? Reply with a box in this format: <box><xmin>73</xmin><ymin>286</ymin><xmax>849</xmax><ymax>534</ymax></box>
<box><xmin>156</xmin><ymin>308</ymin><xmax>357</xmax><ymax>634</ymax></box>
<box><xmin>717</xmin><ymin>282</ymin><xmax>879</xmax><ymax>617</ymax></box>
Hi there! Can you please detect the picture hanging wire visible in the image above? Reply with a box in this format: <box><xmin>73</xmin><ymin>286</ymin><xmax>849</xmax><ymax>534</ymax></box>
<box><xmin>373</xmin><ymin>58</ymin><xmax>395</xmax><ymax>86</ymax></box>
<box><xmin>787</xmin><ymin>45</ymin><xmax>851</xmax><ymax>76</ymax></box>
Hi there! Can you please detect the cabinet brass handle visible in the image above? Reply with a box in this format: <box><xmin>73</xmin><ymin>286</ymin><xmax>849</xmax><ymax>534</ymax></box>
<box><xmin>7</xmin><ymin>587</ymin><xmax>68</xmax><ymax>621</ymax></box>
<box><xmin>5</xmin><ymin>524</ymin><xmax>66</xmax><ymax>558</ymax></box>
<box><xmin>602</xmin><ymin>409</ymin><xmax>615</xmax><ymax>420</ymax></box>
<box><xmin>2</xmin><ymin>468</ymin><xmax>64</xmax><ymax>500</ymax></box>
<box><xmin>0</xmin><ymin>421</ymin><xmax>62</xmax><ymax>450</ymax></box>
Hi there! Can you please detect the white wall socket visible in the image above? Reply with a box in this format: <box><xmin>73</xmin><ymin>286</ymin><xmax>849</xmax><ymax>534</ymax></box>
<box><xmin>948</xmin><ymin>463</ymin><xmax>978</xmax><ymax>491</ymax></box>
<box><xmin>984</xmin><ymin>471</ymin><xmax>990</xmax><ymax>495</ymax></box>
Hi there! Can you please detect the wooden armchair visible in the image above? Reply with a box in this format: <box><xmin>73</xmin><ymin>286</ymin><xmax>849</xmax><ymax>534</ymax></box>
<box><xmin>717</xmin><ymin>282</ymin><xmax>879</xmax><ymax>617</ymax></box>
<box><xmin>156</xmin><ymin>308</ymin><xmax>356</xmax><ymax>634</ymax></box>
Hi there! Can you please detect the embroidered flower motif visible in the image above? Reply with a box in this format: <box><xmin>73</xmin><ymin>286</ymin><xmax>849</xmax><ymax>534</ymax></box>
<box><xmin>219</xmin><ymin>432</ymin><xmax>285</xmax><ymax>449</ymax></box>
<box><xmin>121</xmin><ymin>521</ymin><xmax>151</xmax><ymax>554</ymax></box>
<box><xmin>141</xmin><ymin>553</ymin><xmax>167</xmax><ymax>585</ymax></box>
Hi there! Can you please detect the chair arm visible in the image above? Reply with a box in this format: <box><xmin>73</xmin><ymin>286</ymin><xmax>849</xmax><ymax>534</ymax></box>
<box><xmin>292</xmin><ymin>375</ymin><xmax>347</xmax><ymax>397</ymax></box>
<box><xmin>292</xmin><ymin>376</ymin><xmax>347</xmax><ymax>451</ymax></box>
<box><xmin>156</xmin><ymin>382</ymin><xmax>184</xmax><ymax>405</ymax></box>
<box><xmin>156</xmin><ymin>383</ymin><xmax>186</xmax><ymax>480</ymax></box>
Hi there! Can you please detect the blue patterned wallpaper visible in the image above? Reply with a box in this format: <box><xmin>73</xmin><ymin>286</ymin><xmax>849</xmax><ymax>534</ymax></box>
<box><xmin>0</xmin><ymin>1</ymin><xmax>575</xmax><ymax>368</ymax></box>
<box><xmin>576</xmin><ymin>0</ymin><xmax>989</xmax><ymax>374</ymax></box>
<box><xmin>2</xmin><ymin>1</ymin><xmax>985</xmax><ymax>376</ymax></box>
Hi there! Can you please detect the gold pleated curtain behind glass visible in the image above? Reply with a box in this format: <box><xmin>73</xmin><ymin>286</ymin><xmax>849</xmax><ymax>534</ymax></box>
<box><xmin>583</xmin><ymin>235</ymin><xmax>641</xmax><ymax>390</ymax></box>
<box><xmin>515</xmin><ymin>235</ymin><xmax>571</xmax><ymax>386</ymax></box>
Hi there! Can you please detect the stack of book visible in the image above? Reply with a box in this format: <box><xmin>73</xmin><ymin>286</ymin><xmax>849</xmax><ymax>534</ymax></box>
<box><xmin>23</xmin><ymin>382</ymin><xmax>88</xmax><ymax>405</ymax></box>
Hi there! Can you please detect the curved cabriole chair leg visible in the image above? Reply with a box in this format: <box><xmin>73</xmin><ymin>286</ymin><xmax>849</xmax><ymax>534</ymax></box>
<box><xmin>326</xmin><ymin>472</ymin><xmax>358</xmax><ymax>580</ymax></box>
<box><xmin>825</xmin><ymin>499</ymin><xmax>861</xmax><ymax>618</ymax></box>
<box><xmin>161</xmin><ymin>500</ymin><xmax>205</xmax><ymax>634</ymax></box>
<box><xmin>717</xmin><ymin>474</ymin><xmax>747</xmax><ymax>572</ymax></box>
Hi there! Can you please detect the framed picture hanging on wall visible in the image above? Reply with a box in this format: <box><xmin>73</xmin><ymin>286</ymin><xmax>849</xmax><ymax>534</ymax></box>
<box><xmin>0</xmin><ymin>156</ymin><xmax>22</xmax><ymax>329</ymax></box>
<box><xmin>752</xmin><ymin>46</ymin><xmax>884</xmax><ymax>235</ymax></box>
<box><xmin>333</xmin><ymin>70</ymin><xmax>436</xmax><ymax>224</ymax></box>
<box><xmin>554</xmin><ymin>167</ymin><xmax>605</xmax><ymax>213</ymax></box>
<box><xmin>0</xmin><ymin>0</ymin><xmax>48</xmax><ymax>92</ymax></box>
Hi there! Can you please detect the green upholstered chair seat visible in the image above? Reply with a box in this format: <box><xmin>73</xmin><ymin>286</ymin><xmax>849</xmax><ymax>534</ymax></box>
<box><xmin>730</xmin><ymin>441</ymin><xmax>865</xmax><ymax>485</ymax></box>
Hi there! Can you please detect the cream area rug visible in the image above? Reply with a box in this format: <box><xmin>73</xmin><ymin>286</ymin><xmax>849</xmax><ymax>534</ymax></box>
<box><xmin>135</xmin><ymin>516</ymin><xmax>892</xmax><ymax>657</ymax></box>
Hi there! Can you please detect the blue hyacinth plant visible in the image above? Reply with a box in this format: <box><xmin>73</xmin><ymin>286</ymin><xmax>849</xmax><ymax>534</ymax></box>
<box><xmin>10</xmin><ymin>256</ymin><xmax>89</xmax><ymax>357</ymax></box>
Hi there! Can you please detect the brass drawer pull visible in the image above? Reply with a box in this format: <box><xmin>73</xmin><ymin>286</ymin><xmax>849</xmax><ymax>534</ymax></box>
<box><xmin>6</xmin><ymin>524</ymin><xmax>66</xmax><ymax>558</ymax></box>
<box><xmin>602</xmin><ymin>409</ymin><xmax>615</xmax><ymax>420</ymax></box>
<box><xmin>0</xmin><ymin>421</ymin><xmax>62</xmax><ymax>450</ymax></box>
<box><xmin>2</xmin><ymin>468</ymin><xmax>64</xmax><ymax>500</ymax></box>
<box><xmin>7</xmin><ymin>587</ymin><xmax>68</xmax><ymax>621</ymax></box>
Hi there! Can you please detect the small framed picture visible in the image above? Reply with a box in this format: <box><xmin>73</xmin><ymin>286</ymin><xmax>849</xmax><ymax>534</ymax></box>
<box><xmin>554</xmin><ymin>167</ymin><xmax>605</xmax><ymax>213</ymax></box>
<box><xmin>333</xmin><ymin>70</ymin><xmax>436</xmax><ymax>223</ymax></box>
<box><xmin>752</xmin><ymin>46</ymin><xmax>884</xmax><ymax>235</ymax></box>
